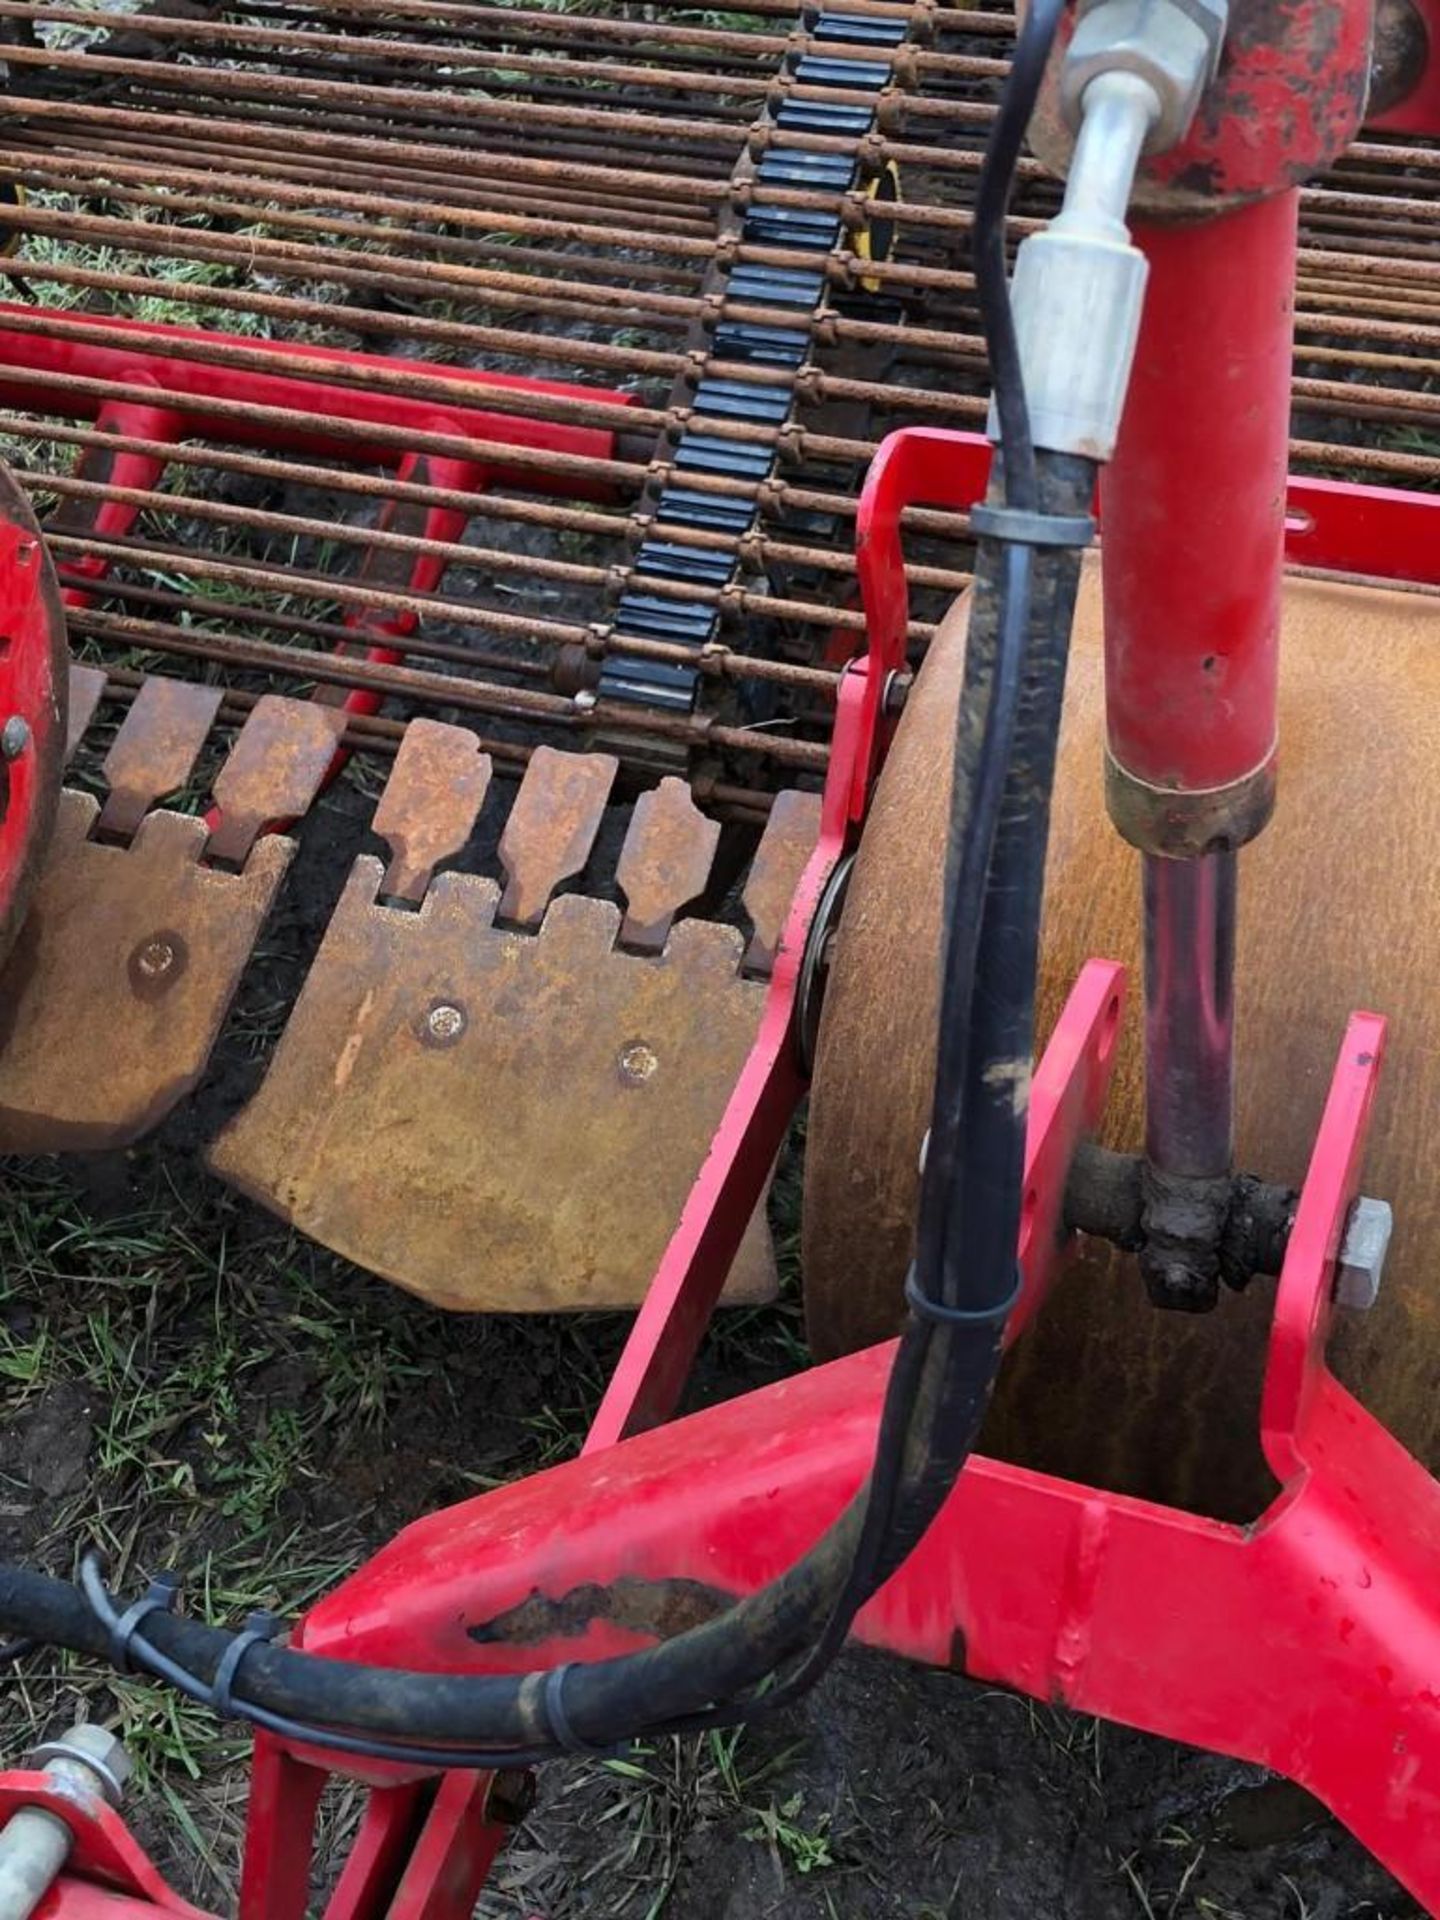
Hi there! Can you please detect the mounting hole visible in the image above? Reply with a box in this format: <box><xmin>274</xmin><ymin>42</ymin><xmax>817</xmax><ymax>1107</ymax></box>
<box><xmin>1284</xmin><ymin>507</ymin><xmax>1316</xmax><ymax>539</ymax></box>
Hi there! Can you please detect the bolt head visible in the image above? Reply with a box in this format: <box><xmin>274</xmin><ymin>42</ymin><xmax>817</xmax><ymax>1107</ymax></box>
<box><xmin>617</xmin><ymin>1041</ymin><xmax>658</xmax><ymax>1085</ymax></box>
<box><xmin>1</xmin><ymin>714</ymin><xmax>30</xmax><ymax>760</ymax></box>
<box><xmin>1335</xmin><ymin>1195</ymin><xmax>1392</xmax><ymax>1311</ymax></box>
<box><xmin>1062</xmin><ymin>0</ymin><xmax>1222</xmax><ymax>149</ymax></box>
<box><xmin>426</xmin><ymin>1002</ymin><xmax>466</xmax><ymax>1042</ymax></box>
<box><xmin>136</xmin><ymin>938</ymin><xmax>177</xmax><ymax>979</ymax></box>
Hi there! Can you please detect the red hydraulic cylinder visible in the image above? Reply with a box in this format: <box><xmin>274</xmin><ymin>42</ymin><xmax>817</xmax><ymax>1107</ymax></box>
<box><xmin>1100</xmin><ymin>189</ymin><xmax>1296</xmax><ymax>847</ymax></box>
<box><xmin>1099</xmin><ymin>189</ymin><xmax>1299</xmax><ymax>1233</ymax></box>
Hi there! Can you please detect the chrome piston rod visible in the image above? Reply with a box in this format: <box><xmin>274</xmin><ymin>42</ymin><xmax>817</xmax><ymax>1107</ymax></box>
<box><xmin>1142</xmin><ymin>849</ymin><xmax>1237</xmax><ymax>1179</ymax></box>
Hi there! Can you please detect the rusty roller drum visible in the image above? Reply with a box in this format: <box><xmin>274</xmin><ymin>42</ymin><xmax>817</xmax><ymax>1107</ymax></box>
<box><xmin>803</xmin><ymin>559</ymin><xmax>1440</xmax><ymax>1521</ymax></box>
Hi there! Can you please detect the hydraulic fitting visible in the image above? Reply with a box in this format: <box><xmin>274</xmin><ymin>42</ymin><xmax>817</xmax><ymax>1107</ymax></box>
<box><xmin>999</xmin><ymin>0</ymin><xmax>1229</xmax><ymax>462</ymax></box>
<box><xmin>1061</xmin><ymin>0</ymin><xmax>1228</xmax><ymax>154</ymax></box>
<box><xmin>1005</xmin><ymin>70</ymin><xmax>1156</xmax><ymax>461</ymax></box>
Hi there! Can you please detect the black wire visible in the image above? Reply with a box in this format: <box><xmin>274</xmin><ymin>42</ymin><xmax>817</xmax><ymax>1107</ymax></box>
<box><xmin>752</xmin><ymin>545</ymin><xmax>1038</xmax><ymax>1711</ymax></box>
<box><xmin>969</xmin><ymin>0</ymin><xmax>1068</xmax><ymax>517</ymax></box>
<box><xmin>701</xmin><ymin>0</ymin><xmax>1068</xmax><ymax>1705</ymax></box>
<box><xmin>76</xmin><ymin>1556</ymin><xmax>580</xmax><ymax>1771</ymax></box>
<box><xmin>1</xmin><ymin>0</ymin><xmax>1074</xmax><ymax>1769</ymax></box>
<box><xmin>913</xmin><ymin>0</ymin><xmax>1066</xmax><ymax>1313</ymax></box>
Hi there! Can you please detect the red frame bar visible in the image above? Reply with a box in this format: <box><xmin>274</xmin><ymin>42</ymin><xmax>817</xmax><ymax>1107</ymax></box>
<box><xmin>0</xmin><ymin>306</ymin><xmax>622</xmax><ymax>488</ymax></box>
<box><xmin>278</xmin><ymin>1003</ymin><xmax>1440</xmax><ymax>1909</ymax></box>
<box><xmin>0</xmin><ymin>496</ymin><xmax>64</xmax><ymax>941</ymax></box>
<box><xmin>15</xmin><ymin>307</ymin><xmax>632</xmax><ymax>810</ymax></box>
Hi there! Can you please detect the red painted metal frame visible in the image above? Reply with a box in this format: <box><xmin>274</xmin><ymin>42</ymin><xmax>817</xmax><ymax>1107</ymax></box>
<box><xmin>0</xmin><ymin>504</ymin><xmax>63</xmax><ymax>942</ymax></box>
<box><xmin>0</xmin><ymin>1774</ymin><xmax>209</xmax><ymax>1916</ymax></box>
<box><xmin>0</xmin><ymin>306</ymin><xmax>622</xmax><ymax>485</ymax></box>
<box><xmin>286</xmin><ymin>1006</ymin><xmax>1440</xmax><ymax>1905</ymax></box>
<box><xmin>9</xmin><ymin>430</ymin><xmax>1440</xmax><ymax>1915</ymax></box>
<box><xmin>1366</xmin><ymin>0</ymin><xmax>1440</xmax><ymax>137</ymax></box>
<box><xmin>6</xmin><ymin>305</ymin><xmax>631</xmax><ymax>800</ymax></box>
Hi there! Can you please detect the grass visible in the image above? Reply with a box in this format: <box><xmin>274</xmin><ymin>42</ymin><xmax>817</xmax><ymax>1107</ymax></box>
<box><xmin>0</xmin><ymin>1073</ymin><xmax>812</xmax><ymax>1913</ymax></box>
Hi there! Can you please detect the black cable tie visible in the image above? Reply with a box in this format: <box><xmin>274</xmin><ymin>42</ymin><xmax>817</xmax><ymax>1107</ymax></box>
<box><xmin>968</xmin><ymin>503</ymin><xmax>1094</xmax><ymax>550</ymax></box>
<box><xmin>107</xmin><ymin>1571</ymin><xmax>181</xmax><ymax>1673</ymax></box>
<box><xmin>904</xmin><ymin>1262</ymin><xmax>1023</xmax><ymax>1328</ymax></box>
<box><xmin>543</xmin><ymin>1664</ymin><xmax>610</xmax><ymax>1757</ymax></box>
<box><xmin>210</xmin><ymin>1611</ymin><xmax>281</xmax><ymax>1721</ymax></box>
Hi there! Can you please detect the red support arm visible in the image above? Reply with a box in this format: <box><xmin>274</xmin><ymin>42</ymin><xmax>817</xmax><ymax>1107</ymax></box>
<box><xmin>0</xmin><ymin>306</ymin><xmax>625</xmax><ymax>496</ymax></box>
<box><xmin>286</xmin><ymin>1003</ymin><xmax>1440</xmax><ymax>1915</ymax></box>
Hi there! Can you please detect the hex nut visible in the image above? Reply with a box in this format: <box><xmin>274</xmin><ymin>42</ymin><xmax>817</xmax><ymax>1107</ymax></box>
<box><xmin>1062</xmin><ymin>0</ymin><xmax>1224</xmax><ymax>151</ymax></box>
<box><xmin>1335</xmin><ymin>1195</ymin><xmax>1393</xmax><ymax>1312</ymax></box>
<box><xmin>31</xmin><ymin>1723</ymin><xmax>135</xmax><ymax>1805</ymax></box>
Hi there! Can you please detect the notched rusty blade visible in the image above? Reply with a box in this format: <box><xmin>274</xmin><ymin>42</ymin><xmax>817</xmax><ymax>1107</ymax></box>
<box><xmin>372</xmin><ymin>719</ymin><xmax>492</xmax><ymax>903</ymax></box>
<box><xmin>98</xmin><ymin>675</ymin><xmax>224</xmax><ymax>840</ymax></box>
<box><xmin>0</xmin><ymin>788</ymin><xmax>292</xmax><ymax>1151</ymax></box>
<box><xmin>208</xmin><ymin>695</ymin><xmax>347</xmax><ymax>865</ymax></box>
<box><xmin>617</xmin><ymin>776</ymin><xmax>720</xmax><ymax>953</ymax></box>
<box><xmin>210</xmin><ymin>867</ymin><xmax>773</xmax><ymax>1312</ymax></box>
<box><xmin>497</xmin><ymin>746</ymin><xmax>618</xmax><ymax>928</ymax></box>
<box><xmin>742</xmin><ymin>788</ymin><xmax>823</xmax><ymax>974</ymax></box>
<box><xmin>65</xmin><ymin>664</ymin><xmax>107</xmax><ymax>762</ymax></box>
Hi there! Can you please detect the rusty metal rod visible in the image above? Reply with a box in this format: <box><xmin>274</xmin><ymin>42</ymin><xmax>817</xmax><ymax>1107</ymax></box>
<box><xmin>231</xmin><ymin>0</ymin><xmax>956</xmax><ymax>27</ymax></box>
<box><xmin>56</xmin><ymin>570</ymin><xmax>554</xmax><ymax>684</ymax></box>
<box><xmin>0</xmin><ymin>148</ymin><xmax>989</xmax><ymax>339</ymax></box>
<box><xmin>1</xmin><ymin>230</ymin><xmax>988</xmax><ymax>405</ymax></box>
<box><xmin>0</xmin><ymin>187</ymin><xmax>973</xmax><ymax>307</ymax></box>
<box><xmin>0</xmin><ymin>358</ymin><xmax>655</xmax><ymax>488</ymax></box>
<box><xmin>65</xmin><ymin>608</ymin><xmax>832</xmax><ymax>768</ymax></box>
<box><xmin>0</xmin><ymin>137</ymin><xmax>979</xmax><ymax>245</ymax></box>
<box><xmin>0</xmin><ymin>43</ymin><xmax>1001</xmax><ymax>172</ymax></box>
<box><xmin>42</xmin><ymin>525</ymin><xmax>877</xmax><ymax>687</ymax></box>
<box><xmin>0</xmin><ymin>141</ymin><xmax>983</xmax><ymax>260</ymax></box>
<box><xmin>0</xmin><ymin>5</ymin><xmax>1009</xmax><ymax>95</ymax></box>
<box><xmin>11</xmin><ymin>144</ymin><xmax>710</xmax><ymax>294</ymax></box>
<box><xmin>4</xmin><ymin>413</ymin><xmax>979</xmax><ymax>581</ymax></box>
<box><xmin>1</xmin><ymin>345</ymin><xmax>1413</xmax><ymax>495</ymax></box>
<box><xmin>233</xmin><ymin>0</ymin><xmax>1009</xmax><ymax>52</ymax></box>
<box><xmin>7</xmin><ymin>245</ymin><xmax>987</xmax><ymax>374</ymax></box>
<box><xmin>0</xmin><ymin>0</ymin><xmax>997</xmax><ymax>65</ymax></box>
<box><xmin>36</xmin><ymin>474</ymin><xmax>910</xmax><ymax>651</ymax></box>
<box><xmin>0</xmin><ymin>302</ymin><xmax>971</xmax><ymax>465</ymax></box>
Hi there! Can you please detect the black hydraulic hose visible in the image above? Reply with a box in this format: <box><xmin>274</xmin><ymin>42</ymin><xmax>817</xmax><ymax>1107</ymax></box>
<box><xmin>0</xmin><ymin>464</ymin><xmax>1086</xmax><ymax>1757</ymax></box>
<box><xmin>0</xmin><ymin>552</ymin><xmax>1071</xmax><ymax>1765</ymax></box>
<box><xmin>941</xmin><ymin>452</ymin><xmax>1093</xmax><ymax>1327</ymax></box>
<box><xmin>0</xmin><ymin>559</ymin><xmax>1078</xmax><ymax>1757</ymax></box>
<box><xmin>766</xmin><ymin>0</ymin><xmax>1078</xmax><ymax>1678</ymax></box>
<box><xmin>0</xmin><ymin>0</ymin><xmax>1087</xmax><ymax>1766</ymax></box>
